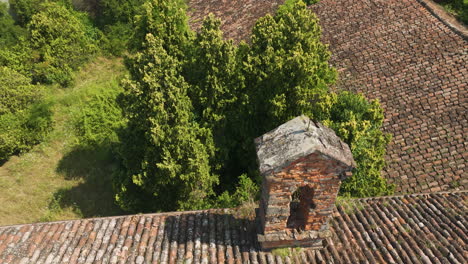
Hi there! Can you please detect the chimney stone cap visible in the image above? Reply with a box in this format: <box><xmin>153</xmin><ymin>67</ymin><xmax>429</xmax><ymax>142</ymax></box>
<box><xmin>255</xmin><ymin>115</ymin><xmax>356</xmax><ymax>175</ymax></box>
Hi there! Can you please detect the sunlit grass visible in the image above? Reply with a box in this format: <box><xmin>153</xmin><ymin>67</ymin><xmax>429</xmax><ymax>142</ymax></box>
<box><xmin>0</xmin><ymin>57</ymin><xmax>126</xmax><ymax>226</ymax></box>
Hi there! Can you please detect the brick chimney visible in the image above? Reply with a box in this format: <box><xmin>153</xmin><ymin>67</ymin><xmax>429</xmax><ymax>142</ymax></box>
<box><xmin>255</xmin><ymin>115</ymin><xmax>356</xmax><ymax>249</ymax></box>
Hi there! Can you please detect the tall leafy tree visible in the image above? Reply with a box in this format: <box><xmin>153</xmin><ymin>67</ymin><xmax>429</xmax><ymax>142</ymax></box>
<box><xmin>239</xmin><ymin>0</ymin><xmax>392</xmax><ymax>197</ymax></box>
<box><xmin>245</xmin><ymin>0</ymin><xmax>337</xmax><ymax>137</ymax></box>
<box><xmin>129</xmin><ymin>0</ymin><xmax>191</xmax><ymax>58</ymax></box>
<box><xmin>183</xmin><ymin>14</ymin><xmax>247</xmax><ymax>187</ymax></box>
<box><xmin>115</xmin><ymin>34</ymin><xmax>218</xmax><ymax>212</ymax></box>
<box><xmin>185</xmin><ymin>14</ymin><xmax>240</xmax><ymax>129</ymax></box>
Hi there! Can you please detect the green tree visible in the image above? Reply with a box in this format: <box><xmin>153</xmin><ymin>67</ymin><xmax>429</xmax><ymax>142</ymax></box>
<box><xmin>9</xmin><ymin>0</ymin><xmax>41</xmax><ymax>26</ymax></box>
<box><xmin>245</xmin><ymin>0</ymin><xmax>336</xmax><ymax>136</ymax></box>
<box><xmin>129</xmin><ymin>0</ymin><xmax>191</xmax><ymax>58</ymax></box>
<box><xmin>115</xmin><ymin>34</ymin><xmax>218</xmax><ymax>212</ymax></box>
<box><xmin>27</xmin><ymin>1</ymin><xmax>97</xmax><ymax>86</ymax></box>
<box><xmin>183</xmin><ymin>15</ymin><xmax>246</xmax><ymax>187</ymax></box>
<box><xmin>114</xmin><ymin>0</ymin><xmax>393</xmax><ymax>212</ymax></box>
<box><xmin>225</xmin><ymin>0</ymin><xmax>337</xmax><ymax>179</ymax></box>
<box><xmin>0</xmin><ymin>2</ymin><xmax>31</xmax><ymax>76</ymax></box>
<box><xmin>0</xmin><ymin>41</ymin><xmax>34</xmax><ymax>79</ymax></box>
<box><xmin>96</xmin><ymin>0</ymin><xmax>144</xmax><ymax>26</ymax></box>
<box><xmin>185</xmin><ymin>14</ymin><xmax>240</xmax><ymax>128</ymax></box>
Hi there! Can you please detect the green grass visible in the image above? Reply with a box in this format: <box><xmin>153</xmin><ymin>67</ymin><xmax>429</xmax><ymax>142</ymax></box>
<box><xmin>0</xmin><ymin>57</ymin><xmax>126</xmax><ymax>226</ymax></box>
<box><xmin>437</xmin><ymin>0</ymin><xmax>468</xmax><ymax>25</ymax></box>
<box><xmin>271</xmin><ymin>247</ymin><xmax>304</xmax><ymax>260</ymax></box>
<box><xmin>335</xmin><ymin>196</ymin><xmax>365</xmax><ymax>214</ymax></box>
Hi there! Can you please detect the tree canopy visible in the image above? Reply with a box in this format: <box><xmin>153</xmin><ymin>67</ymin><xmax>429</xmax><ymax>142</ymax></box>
<box><xmin>114</xmin><ymin>0</ymin><xmax>393</xmax><ymax>213</ymax></box>
<box><xmin>115</xmin><ymin>34</ymin><xmax>218</xmax><ymax>212</ymax></box>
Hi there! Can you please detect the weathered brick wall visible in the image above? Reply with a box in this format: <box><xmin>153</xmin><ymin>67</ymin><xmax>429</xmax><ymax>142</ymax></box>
<box><xmin>311</xmin><ymin>0</ymin><xmax>467</xmax><ymax>194</ymax></box>
<box><xmin>259</xmin><ymin>153</ymin><xmax>345</xmax><ymax>233</ymax></box>
<box><xmin>255</xmin><ymin>116</ymin><xmax>355</xmax><ymax>249</ymax></box>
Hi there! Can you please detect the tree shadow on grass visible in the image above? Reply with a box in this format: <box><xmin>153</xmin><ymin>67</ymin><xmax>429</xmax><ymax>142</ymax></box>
<box><xmin>51</xmin><ymin>144</ymin><xmax>124</xmax><ymax>218</ymax></box>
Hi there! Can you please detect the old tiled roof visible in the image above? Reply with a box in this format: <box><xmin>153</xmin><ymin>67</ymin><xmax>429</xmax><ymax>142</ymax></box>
<box><xmin>0</xmin><ymin>191</ymin><xmax>466</xmax><ymax>263</ymax></box>
<box><xmin>187</xmin><ymin>0</ymin><xmax>468</xmax><ymax>194</ymax></box>
<box><xmin>310</xmin><ymin>0</ymin><xmax>468</xmax><ymax>194</ymax></box>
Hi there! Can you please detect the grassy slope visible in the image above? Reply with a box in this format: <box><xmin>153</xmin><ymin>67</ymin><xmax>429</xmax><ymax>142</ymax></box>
<box><xmin>0</xmin><ymin>57</ymin><xmax>125</xmax><ymax>226</ymax></box>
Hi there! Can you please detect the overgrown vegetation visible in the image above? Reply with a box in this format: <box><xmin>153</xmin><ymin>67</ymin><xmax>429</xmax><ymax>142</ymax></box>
<box><xmin>115</xmin><ymin>0</ymin><xmax>393</xmax><ymax>213</ymax></box>
<box><xmin>0</xmin><ymin>0</ymin><xmax>393</xmax><ymax>223</ymax></box>
<box><xmin>271</xmin><ymin>247</ymin><xmax>304</xmax><ymax>260</ymax></box>
<box><xmin>0</xmin><ymin>57</ymin><xmax>125</xmax><ymax>225</ymax></box>
<box><xmin>0</xmin><ymin>0</ymin><xmax>97</xmax><ymax>162</ymax></box>
<box><xmin>0</xmin><ymin>67</ymin><xmax>53</xmax><ymax>161</ymax></box>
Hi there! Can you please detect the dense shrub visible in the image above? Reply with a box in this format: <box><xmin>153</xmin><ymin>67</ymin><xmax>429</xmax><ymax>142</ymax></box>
<box><xmin>0</xmin><ymin>112</ymin><xmax>27</xmax><ymax>161</ymax></box>
<box><xmin>72</xmin><ymin>81</ymin><xmax>124</xmax><ymax>147</ymax></box>
<box><xmin>328</xmin><ymin>92</ymin><xmax>394</xmax><ymax>197</ymax></box>
<box><xmin>305</xmin><ymin>0</ymin><xmax>320</xmax><ymax>5</ymax></box>
<box><xmin>28</xmin><ymin>2</ymin><xmax>98</xmax><ymax>86</ymax></box>
<box><xmin>216</xmin><ymin>174</ymin><xmax>259</xmax><ymax>208</ymax></box>
<box><xmin>9</xmin><ymin>0</ymin><xmax>72</xmax><ymax>26</ymax></box>
<box><xmin>0</xmin><ymin>3</ymin><xmax>31</xmax><ymax>76</ymax></box>
<box><xmin>96</xmin><ymin>0</ymin><xmax>144</xmax><ymax>26</ymax></box>
<box><xmin>0</xmin><ymin>67</ymin><xmax>37</xmax><ymax>115</ymax></box>
<box><xmin>9</xmin><ymin>0</ymin><xmax>42</xmax><ymax>26</ymax></box>
<box><xmin>4</xmin><ymin>1</ymin><xmax>100</xmax><ymax>86</ymax></box>
<box><xmin>100</xmin><ymin>23</ymin><xmax>133</xmax><ymax>56</ymax></box>
<box><xmin>0</xmin><ymin>67</ymin><xmax>53</xmax><ymax>161</ymax></box>
<box><xmin>0</xmin><ymin>101</ymin><xmax>53</xmax><ymax>161</ymax></box>
<box><xmin>437</xmin><ymin>0</ymin><xmax>468</xmax><ymax>25</ymax></box>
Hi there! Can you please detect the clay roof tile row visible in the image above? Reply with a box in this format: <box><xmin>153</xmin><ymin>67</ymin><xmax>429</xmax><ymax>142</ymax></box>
<box><xmin>0</xmin><ymin>191</ymin><xmax>466</xmax><ymax>263</ymax></box>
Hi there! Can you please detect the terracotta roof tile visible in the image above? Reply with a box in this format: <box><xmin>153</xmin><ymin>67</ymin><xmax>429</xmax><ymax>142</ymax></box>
<box><xmin>310</xmin><ymin>0</ymin><xmax>467</xmax><ymax>194</ymax></box>
<box><xmin>0</xmin><ymin>191</ymin><xmax>466</xmax><ymax>263</ymax></box>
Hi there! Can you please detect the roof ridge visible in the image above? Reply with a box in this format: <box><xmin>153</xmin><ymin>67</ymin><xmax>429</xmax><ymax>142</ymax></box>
<box><xmin>351</xmin><ymin>189</ymin><xmax>468</xmax><ymax>201</ymax></box>
<box><xmin>0</xmin><ymin>208</ymin><xmax>232</xmax><ymax>229</ymax></box>
<box><xmin>416</xmin><ymin>0</ymin><xmax>468</xmax><ymax>41</ymax></box>
<box><xmin>2</xmin><ymin>190</ymin><xmax>466</xmax><ymax>229</ymax></box>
